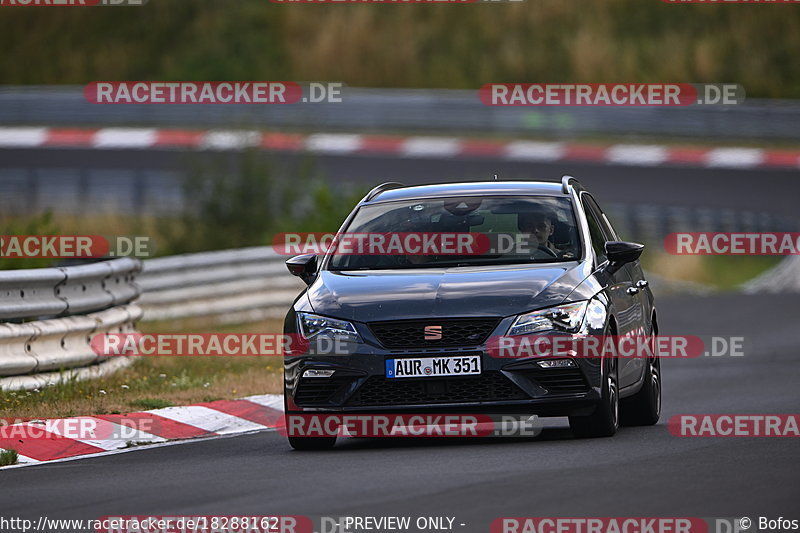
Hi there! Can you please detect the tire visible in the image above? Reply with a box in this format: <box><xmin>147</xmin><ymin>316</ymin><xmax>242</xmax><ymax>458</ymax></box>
<box><xmin>569</xmin><ymin>354</ymin><xmax>619</xmax><ymax>438</ymax></box>
<box><xmin>621</xmin><ymin>348</ymin><xmax>661</xmax><ymax>426</ymax></box>
<box><xmin>288</xmin><ymin>435</ymin><xmax>337</xmax><ymax>451</ymax></box>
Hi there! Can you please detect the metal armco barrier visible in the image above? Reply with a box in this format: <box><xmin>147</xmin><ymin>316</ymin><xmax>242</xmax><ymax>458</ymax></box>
<box><xmin>57</xmin><ymin>257</ymin><xmax>141</xmax><ymax>314</ymax></box>
<box><xmin>0</xmin><ymin>268</ymin><xmax>67</xmax><ymax>321</ymax></box>
<box><xmin>0</xmin><ymin>257</ymin><xmax>141</xmax><ymax>322</ymax></box>
<box><xmin>137</xmin><ymin>247</ymin><xmax>304</xmax><ymax>324</ymax></box>
<box><xmin>1</xmin><ymin>86</ymin><xmax>800</xmax><ymax>141</ymax></box>
<box><xmin>0</xmin><ymin>258</ymin><xmax>142</xmax><ymax>391</ymax></box>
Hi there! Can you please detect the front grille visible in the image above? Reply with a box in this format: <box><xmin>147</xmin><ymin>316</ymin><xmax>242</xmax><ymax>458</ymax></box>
<box><xmin>368</xmin><ymin>318</ymin><xmax>500</xmax><ymax>349</ymax></box>
<box><xmin>295</xmin><ymin>376</ymin><xmax>354</xmax><ymax>405</ymax></box>
<box><xmin>348</xmin><ymin>371</ymin><xmax>528</xmax><ymax>406</ymax></box>
<box><xmin>520</xmin><ymin>367</ymin><xmax>590</xmax><ymax>394</ymax></box>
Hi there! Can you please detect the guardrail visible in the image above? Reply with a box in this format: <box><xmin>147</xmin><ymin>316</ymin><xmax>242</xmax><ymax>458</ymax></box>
<box><xmin>0</xmin><ymin>248</ymin><xmax>300</xmax><ymax>390</ymax></box>
<box><xmin>137</xmin><ymin>247</ymin><xmax>304</xmax><ymax>324</ymax></box>
<box><xmin>2</xmin><ymin>86</ymin><xmax>800</xmax><ymax>141</ymax></box>
<box><xmin>0</xmin><ymin>258</ymin><xmax>142</xmax><ymax>391</ymax></box>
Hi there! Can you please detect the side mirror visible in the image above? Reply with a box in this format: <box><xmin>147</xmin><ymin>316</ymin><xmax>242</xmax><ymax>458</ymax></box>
<box><xmin>286</xmin><ymin>254</ymin><xmax>318</xmax><ymax>285</ymax></box>
<box><xmin>604</xmin><ymin>241</ymin><xmax>644</xmax><ymax>274</ymax></box>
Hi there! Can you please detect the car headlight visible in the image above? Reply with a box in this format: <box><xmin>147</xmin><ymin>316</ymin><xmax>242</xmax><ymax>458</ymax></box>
<box><xmin>507</xmin><ymin>301</ymin><xmax>589</xmax><ymax>336</ymax></box>
<box><xmin>297</xmin><ymin>312</ymin><xmax>362</xmax><ymax>343</ymax></box>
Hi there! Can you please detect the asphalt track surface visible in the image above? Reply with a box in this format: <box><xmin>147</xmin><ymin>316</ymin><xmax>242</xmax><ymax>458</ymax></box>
<box><xmin>2</xmin><ymin>292</ymin><xmax>799</xmax><ymax>527</ymax></box>
<box><xmin>2</xmin><ymin>149</ymin><xmax>799</xmax><ymax>529</ymax></box>
<box><xmin>2</xmin><ymin>147</ymin><xmax>800</xmax><ymax>218</ymax></box>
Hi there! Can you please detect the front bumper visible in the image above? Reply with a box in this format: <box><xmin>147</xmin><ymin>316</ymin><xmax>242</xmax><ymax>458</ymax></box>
<box><xmin>284</xmin><ymin>346</ymin><xmax>604</xmax><ymax>417</ymax></box>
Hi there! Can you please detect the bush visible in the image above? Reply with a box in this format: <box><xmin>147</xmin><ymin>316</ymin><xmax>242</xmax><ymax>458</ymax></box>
<box><xmin>0</xmin><ymin>448</ymin><xmax>19</xmax><ymax>467</ymax></box>
<box><xmin>157</xmin><ymin>152</ymin><xmax>367</xmax><ymax>255</ymax></box>
<box><xmin>0</xmin><ymin>211</ymin><xmax>61</xmax><ymax>270</ymax></box>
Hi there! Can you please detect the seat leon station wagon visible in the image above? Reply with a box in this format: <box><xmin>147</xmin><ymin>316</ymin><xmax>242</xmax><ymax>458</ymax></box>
<box><xmin>283</xmin><ymin>177</ymin><xmax>660</xmax><ymax>450</ymax></box>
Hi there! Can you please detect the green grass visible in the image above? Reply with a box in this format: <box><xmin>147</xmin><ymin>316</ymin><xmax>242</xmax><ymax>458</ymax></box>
<box><xmin>0</xmin><ymin>318</ymin><xmax>285</xmax><ymax>420</ymax></box>
<box><xmin>703</xmin><ymin>255</ymin><xmax>784</xmax><ymax>291</ymax></box>
<box><xmin>0</xmin><ymin>449</ymin><xmax>19</xmax><ymax>467</ymax></box>
<box><xmin>0</xmin><ymin>353</ymin><xmax>284</xmax><ymax>420</ymax></box>
<box><xmin>128</xmin><ymin>398</ymin><xmax>174</xmax><ymax>410</ymax></box>
<box><xmin>640</xmin><ymin>249</ymin><xmax>783</xmax><ymax>291</ymax></box>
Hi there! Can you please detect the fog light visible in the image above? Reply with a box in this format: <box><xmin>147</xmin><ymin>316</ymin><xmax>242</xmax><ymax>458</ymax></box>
<box><xmin>537</xmin><ymin>359</ymin><xmax>577</xmax><ymax>369</ymax></box>
<box><xmin>303</xmin><ymin>369</ymin><xmax>336</xmax><ymax>378</ymax></box>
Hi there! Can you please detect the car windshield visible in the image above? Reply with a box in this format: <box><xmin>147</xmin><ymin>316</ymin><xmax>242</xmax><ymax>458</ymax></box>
<box><xmin>327</xmin><ymin>195</ymin><xmax>582</xmax><ymax>270</ymax></box>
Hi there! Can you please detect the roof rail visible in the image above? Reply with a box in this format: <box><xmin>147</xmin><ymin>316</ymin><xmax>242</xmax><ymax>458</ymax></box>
<box><xmin>364</xmin><ymin>182</ymin><xmax>406</xmax><ymax>202</ymax></box>
<box><xmin>561</xmin><ymin>175</ymin><xmax>581</xmax><ymax>194</ymax></box>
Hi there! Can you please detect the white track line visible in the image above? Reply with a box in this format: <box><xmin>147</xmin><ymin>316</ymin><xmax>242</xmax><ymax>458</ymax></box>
<box><xmin>401</xmin><ymin>137</ymin><xmax>461</xmax><ymax>158</ymax></box>
<box><xmin>93</xmin><ymin>128</ymin><xmax>157</xmax><ymax>149</ymax></box>
<box><xmin>146</xmin><ymin>405</ymin><xmax>267</xmax><ymax>435</ymax></box>
<box><xmin>607</xmin><ymin>144</ymin><xmax>669</xmax><ymax>166</ymax></box>
<box><xmin>504</xmin><ymin>141</ymin><xmax>565</xmax><ymax>161</ymax></box>
<box><xmin>0</xmin><ymin>127</ymin><xmax>47</xmax><ymax>148</ymax></box>
<box><xmin>201</xmin><ymin>130</ymin><xmax>261</xmax><ymax>150</ymax></box>
<box><xmin>705</xmin><ymin>148</ymin><xmax>765</xmax><ymax>168</ymax></box>
<box><xmin>305</xmin><ymin>133</ymin><xmax>363</xmax><ymax>154</ymax></box>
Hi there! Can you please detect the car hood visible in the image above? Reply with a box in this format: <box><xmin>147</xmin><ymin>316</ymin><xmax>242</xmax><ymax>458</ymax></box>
<box><xmin>305</xmin><ymin>262</ymin><xmax>590</xmax><ymax>322</ymax></box>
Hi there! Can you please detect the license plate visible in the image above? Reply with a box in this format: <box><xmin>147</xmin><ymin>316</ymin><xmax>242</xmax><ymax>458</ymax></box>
<box><xmin>385</xmin><ymin>354</ymin><xmax>481</xmax><ymax>379</ymax></box>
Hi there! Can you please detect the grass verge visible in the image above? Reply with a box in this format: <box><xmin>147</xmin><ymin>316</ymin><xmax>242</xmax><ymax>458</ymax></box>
<box><xmin>641</xmin><ymin>250</ymin><xmax>783</xmax><ymax>291</ymax></box>
<box><xmin>0</xmin><ymin>319</ymin><xmax>285</xmax><ymax>420</ymax></box>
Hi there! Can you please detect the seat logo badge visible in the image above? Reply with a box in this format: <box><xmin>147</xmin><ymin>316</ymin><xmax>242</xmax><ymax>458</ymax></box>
<box><xmin>424</xmin><ymin>325</ymin><xmax>443</xmax><ymax>340</ymax></box>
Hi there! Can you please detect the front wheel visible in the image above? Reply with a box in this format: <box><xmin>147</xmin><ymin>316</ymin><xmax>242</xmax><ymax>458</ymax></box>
<box><xmin>569</xmin><ymin>356</ymin><xmax>619</xmax><ymax>438</ymax></box>
<box><xmin>621</xmin><ymin>354</ymin><xmax>661</xmax><ymax>426</ymax></box>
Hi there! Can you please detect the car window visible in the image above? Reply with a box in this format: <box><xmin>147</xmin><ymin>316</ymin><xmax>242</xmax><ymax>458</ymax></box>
<box><xmin>583</xmin><ymin>194</ymin><xmax>620</xmax><ymax>241</ymax></box>
<box><xmin>581</xmin><ymin>195</ymin><xmax>608</xmax><ymax>262</ymax></box>
<box><xmin>327</xmin><ymin>195</ymin><xmax>582</xmax><ymax>270</ymax></box>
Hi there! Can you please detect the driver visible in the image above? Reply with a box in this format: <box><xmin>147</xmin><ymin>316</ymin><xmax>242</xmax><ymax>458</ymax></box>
<box><xmin>518</xmin><ymin>206</ymin><xmax>565</xmax><ymax>258</ymax></box>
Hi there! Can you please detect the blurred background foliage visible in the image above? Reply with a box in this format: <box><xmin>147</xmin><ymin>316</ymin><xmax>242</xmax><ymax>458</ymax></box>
<box><xmin>0</xmin><ymin>0</ymin><xmax>799</xmax><ymax>98</ymax></box>
<box><xmin>1</xmin><ymin>155</ymin><xmax>368</xmax><ymax>265</ymax></box>
<box><xmin>0</xmin><ymin>211</ymin><xmax>61</xmax><ymax>269</ymax></box>
<box><xmin>159</xmin><ymin>152</ymin><xmax>367</xmax><ymax>254</ymax></box>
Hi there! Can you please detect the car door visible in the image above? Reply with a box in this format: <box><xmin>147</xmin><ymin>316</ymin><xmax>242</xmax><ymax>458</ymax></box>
<box><xmin>581</xmin><ymin>193</ymin><xmax>642</xmax><ymax>390</ymax></box>
<box><xmin>594</xmin><ymin>198</ymin><xmax>652</xmax><ymax>387</ymax></box>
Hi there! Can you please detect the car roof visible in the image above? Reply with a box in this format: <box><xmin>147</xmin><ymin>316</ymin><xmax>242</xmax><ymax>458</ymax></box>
<box><xmin>365</xmin><ymin>180</ymin><xmax>572</xmax><ymax>204</ymax></box>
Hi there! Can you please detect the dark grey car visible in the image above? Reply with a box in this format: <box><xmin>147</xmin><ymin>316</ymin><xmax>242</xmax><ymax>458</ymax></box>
<box><xmin>283</xmin><ymin>177</ymin><xmax>661</xmax><ymax>450</ymax></box>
